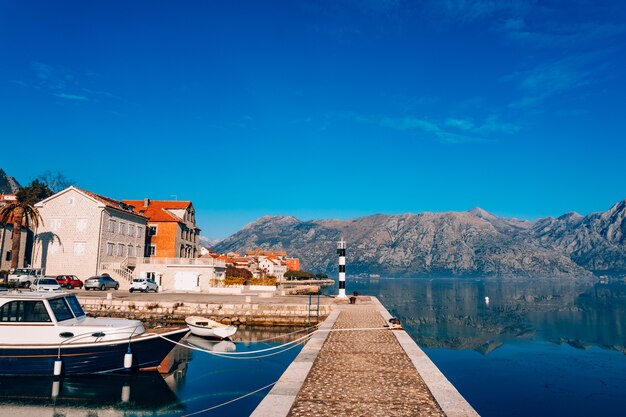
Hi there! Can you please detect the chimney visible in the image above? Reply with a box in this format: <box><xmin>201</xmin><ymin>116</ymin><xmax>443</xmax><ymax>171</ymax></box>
<box><xmin>143</xmin><ymin>198</ymin><xmax>150</xmax><ymax>208</ymax></box>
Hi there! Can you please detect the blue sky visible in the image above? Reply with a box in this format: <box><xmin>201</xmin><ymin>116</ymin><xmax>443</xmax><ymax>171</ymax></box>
<box><xmin>1</xmin><ymin>1</ymin><xmax>625</xmax><ymax>239</ymax></box>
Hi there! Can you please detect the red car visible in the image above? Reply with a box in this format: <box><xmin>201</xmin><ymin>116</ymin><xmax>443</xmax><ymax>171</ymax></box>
<box><xmin>55</xmin><ymin>275</ymin><xmax>84</xmax><ymax>289</ymax></box>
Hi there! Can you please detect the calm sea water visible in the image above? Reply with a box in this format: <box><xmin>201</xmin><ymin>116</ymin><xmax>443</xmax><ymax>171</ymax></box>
<box><xmin>3</xmin><ymin>278</ymin><xmax>625</xmax><ymax>416</ymax></box>
<box><xmin>343</xmin><ymin>277</ymin><xmax>626</xmax><ymax>417</ymax></box>
<box><xmin>0</xmin><ymin>326</ymin><xmax>306</xmax><ymax>416</ymax></box>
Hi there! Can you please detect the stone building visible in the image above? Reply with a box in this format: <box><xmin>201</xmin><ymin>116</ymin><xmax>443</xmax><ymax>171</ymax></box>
<box><xmin>121</xmin><ymin>199</ymin><xmax>200</xmax><ymax>258</ymax></box>
<box><xmin>32</xmin><ymin>187</ymin><xmax>147</xmax><ymax>280</ymax></box>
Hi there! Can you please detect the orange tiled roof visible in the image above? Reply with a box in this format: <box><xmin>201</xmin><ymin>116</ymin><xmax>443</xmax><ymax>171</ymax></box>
<box><xmin>122</xmin><ymin>200</ymin><xmax>192</xmax><ymax>223</ymax></box>
<box><xmin>75</xmin><ymin>188</ymin><xmax>146</xmax><ymax>218</ymax></box>
<box><xmin>247</xmin><ymin>250</ymin><xmax>287</xmax><ymax>257</ymax></box>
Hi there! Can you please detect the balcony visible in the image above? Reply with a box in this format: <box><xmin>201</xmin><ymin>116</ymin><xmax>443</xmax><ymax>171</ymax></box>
<box><xmin>136</xmin><ymin>257</ymin><xmax>226</xmax><ymax>268</ymax></box>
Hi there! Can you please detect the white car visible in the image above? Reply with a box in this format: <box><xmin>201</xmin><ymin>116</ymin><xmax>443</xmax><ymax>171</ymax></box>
<box><xmin>30</xmin><ymin>277</ymin><xmax>62</xmax><ymax>292</ymax></box>
<box><xmin>8</xmin><ymin>268</ymin><xmax>44</xmax><ymax>288</ymax></box>
<box><xmin>129</xmin><ymin>278</ymin><xmax>158</xmax><ymax>293</ymax></box>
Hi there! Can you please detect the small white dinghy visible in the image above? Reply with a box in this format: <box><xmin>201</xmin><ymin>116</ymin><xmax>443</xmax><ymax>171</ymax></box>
<box><xmin>185</xmin><ymin>316</ymin><xmax>237</xmax><ymax>339</ymax></box>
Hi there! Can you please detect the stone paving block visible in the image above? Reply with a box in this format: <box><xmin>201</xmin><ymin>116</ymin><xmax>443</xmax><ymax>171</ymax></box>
<box><xmin>289</xmin><ymin>400</ymin><xmax>444</xmax><ymax>417</ymax></box>
<box><xmin>313</xmin><ymin>352</ymin><xmax>415</xmax><ymax>374</ymax></box>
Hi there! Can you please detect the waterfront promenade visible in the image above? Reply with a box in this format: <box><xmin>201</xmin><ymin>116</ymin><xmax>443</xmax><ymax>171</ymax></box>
<box><xmin>74</xmin><ymin>289</ymin><xmax>334</xmax><ymax>326</ymax></box>
<box><xmin>253</xmin><ymin>297</ymin><xmax>479</xmax><ymax>417</ymax></box>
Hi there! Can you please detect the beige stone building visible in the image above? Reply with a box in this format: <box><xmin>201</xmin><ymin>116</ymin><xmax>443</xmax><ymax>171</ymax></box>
<box><xmin>32</xmin><ymin>187</ymin><xmax>147</xmax><ymax>280</ymax></box>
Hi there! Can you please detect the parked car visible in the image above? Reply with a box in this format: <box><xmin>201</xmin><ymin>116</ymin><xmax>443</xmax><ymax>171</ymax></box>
<box><xmin>56</xmin><ymin>275</ymin><xmax>84</xmax><ymax>289</ymax></box>
<box><xmin>30</xmin><ymin>277</ymin><xmax>62</xmax><ymax>292</ymax></box>
<box><xmin>129</xmin><ymin>278</ymin><xmax>158</xmax><ymax>293</ymax></box>
<box><xmin>8</xmin><ymin>268</ymin><xmax>44</xmax><ymax>288</ymax></box>
<box><xmin>85</xmin><ymin>275</ymin><xmax>120</xmax><ymax>291</ymax></box>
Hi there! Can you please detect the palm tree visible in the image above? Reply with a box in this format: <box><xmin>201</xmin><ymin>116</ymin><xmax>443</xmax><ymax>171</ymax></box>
<box><xmin>0</xmin><ymin>180</ymin><xmax>49</xmax><ymax>271</ymax></box>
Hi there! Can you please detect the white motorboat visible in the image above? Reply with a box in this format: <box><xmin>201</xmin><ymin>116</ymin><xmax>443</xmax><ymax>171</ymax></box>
<box><xmin>0</xmin><ymin>291</ymin><xmax>188</xmax><ymax>375</ymax></box>
<box><xmin>184</xmin><ymin>316</ymin><xmax>237</xmax><ymax>339</ymax></box>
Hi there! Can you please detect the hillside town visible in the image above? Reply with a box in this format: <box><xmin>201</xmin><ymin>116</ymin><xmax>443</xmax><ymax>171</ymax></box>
<box><xmin>0</xmin><ymin>184</ymin><xmax>301</xmax><ymax>292</ymax></box>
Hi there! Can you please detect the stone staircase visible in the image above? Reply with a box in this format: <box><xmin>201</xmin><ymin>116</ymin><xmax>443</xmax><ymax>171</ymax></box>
<box><xmin>99</xmin><ymin>257</ymin><xmax>134</xmax><ymax>290</ymax></box>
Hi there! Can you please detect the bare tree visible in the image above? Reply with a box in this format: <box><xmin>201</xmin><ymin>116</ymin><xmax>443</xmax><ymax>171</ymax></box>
<box><xmin>37</xmin><ymin>170</ymin><xmax>74</xmax><ymax>193</ymax></box>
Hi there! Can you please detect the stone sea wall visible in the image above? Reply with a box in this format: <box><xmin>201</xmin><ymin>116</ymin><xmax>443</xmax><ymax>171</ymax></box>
<box><xmin>79</xmin><ymin>297</ymin><xmax>332</xmax><ymax>326</ymax></box>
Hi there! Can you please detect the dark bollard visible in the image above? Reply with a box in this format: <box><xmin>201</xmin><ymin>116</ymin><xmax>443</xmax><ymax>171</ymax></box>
<box><xmin>349</xmin><ymin>296</ymin><xmax>357</xmax><ymax>304</ymax></box>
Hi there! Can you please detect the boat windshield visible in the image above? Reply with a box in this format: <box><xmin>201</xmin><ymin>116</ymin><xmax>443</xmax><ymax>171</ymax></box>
<box><xmin>48</xmin><ymin>297</ymin><xmax>74</xmax><ymax>322</ymax></box>
<box><xmin>65</xmin><ymin>295</ymin><xmax>86</xmax><ymax>318</ymax></box>
<box><xmin>0</xmin><ymin>300</ymin><xmax>51</xmax><ymax>322</ymax></box>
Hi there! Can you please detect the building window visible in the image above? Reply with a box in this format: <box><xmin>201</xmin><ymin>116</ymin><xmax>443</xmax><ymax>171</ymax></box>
<box><xmin>137</xmin><ymin>226</ymin><xmax>142</xmax><ymax>238</ymax></box>
<box><xmin>73</xmin><ymin>242</ymin><xmax>86</xmax><ymax>256</ymax></box>
<box><xmin>117</xmin><ymin>244</ymin><xmax>124</xmax><ymax>256</ymax></box>
<box><xmin>107</xmin><ymin>219</ymin><xmax>116</xmax><ymax>233</ymax></box>
<box><xmin>128</xmin><ymin>245</ymin><xmax>134</xmax><ymax>257</ymax></box>
<box><xmin>148</xmin><ymin>245</ymin><xmax>156</xmax><ymax>256</ymax></box>
<box><xmin>106</xmin><ymin>243</ymin><xmax>114</xmax><ymax>256</ymax></box>
<box><xmin>5</xmin><ymin>251</ymin><xmax>11</xmax><ymax>261</ymax></box>
<box><xmin>128</xmin><ymin>224</ymin><xmax>135</xmax><ymax>237</ymax></box>
<box><xmin>119</xmin><ymin>222</ymin><xmax>127</xmax><ymax>235</ymax></box>
<box><xmin>68</xmin><ymin>197</ymin><xmax>75</xmax><ymax>206</ymax></box>
<box><xmin>136</xmin><ymin>245</ymin><xmax>141</xmax><ymax>257</ymax></box>
<box><xmin>148</xmin><ymin>225</ymin><xmax>157</xmax><ymax>236</ymax></box>
<box><xmin>76</xmin><ymin>218</ymin><xmax>87</xmax><ymax>232</ymax></box>
<box><xmin>51</xmin><ymin>219</ymin><xmax>61</xmax><ymax>231</ymax></box>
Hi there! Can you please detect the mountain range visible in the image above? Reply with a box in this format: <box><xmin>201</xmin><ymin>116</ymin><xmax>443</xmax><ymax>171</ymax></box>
<box><xmin>214</xmin><ymin>200</ymin><xmax>626</xmax><ymax>278</ymax></box>
<box><xmin>0</xmin><ymin>169</ymin><xmax>21</xmax><ymax>194</ymax></box>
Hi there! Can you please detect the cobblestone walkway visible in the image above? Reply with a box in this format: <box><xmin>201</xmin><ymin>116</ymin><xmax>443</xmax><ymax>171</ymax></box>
<box><xmin>287</xmin><ymin>302</ymin><xmax>445</xmax><ymax>417</ymax></box>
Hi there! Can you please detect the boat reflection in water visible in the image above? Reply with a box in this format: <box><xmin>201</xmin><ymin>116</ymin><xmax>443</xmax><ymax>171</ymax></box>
<box><xmin>186</xmin><ymin>334</ymin><xmax>237</xmax><ymax>352</ymax></box>
<box><xmin>0</xmin><ymin>348</ymin><xmax>189</xmax><ymax>417</ymax></box>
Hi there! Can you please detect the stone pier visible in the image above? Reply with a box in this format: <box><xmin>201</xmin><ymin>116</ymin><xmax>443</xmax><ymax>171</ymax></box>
<box><xmin>252</xmin><ymin>297</ymin><xmax>479</xmax><ymax>417</ymax></box>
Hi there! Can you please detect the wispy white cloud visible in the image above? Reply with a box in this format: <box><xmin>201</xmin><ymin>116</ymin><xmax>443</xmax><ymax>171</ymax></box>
<box><xmin>506</xmin><ymin>52</ymin><xmax>603</xmax><ymax>109</ymax></box>
<box><xmin>429</xmin><ymin>0</ymin><xmax>530</xmax><ymax>23</ymax></box>
<box><xmin>53</xmin><ymin>93</ymin><xmax>89</xmax><ymax>101</ymax></box>
<box><xmin>324</xmin><ymin>110</ymin><xmax>518</xmax><ymax>144</ymax></box>
<box><xmin>499</xmin><ymin>18</ymin><xmax>626</xmax><ymax>48</ymax></box>
<box><xmin>18</xmin><ymin>62</ymin><xmax>117</xmax><ymax>104</ymax></box>
<box><xmin>380</xmin><ymin>116</ymin><xmax>483</xmax><ymax>143</ymax></box>
<box><xmin>445</xmin><ymin>118</ymin><xmax>475</xmax><ymax>131</ymax></box>
<box><xmin>474</xmin><ymin>114</ymin><xmax>520</xmax><ymax>134</ymax></box>
<box><xmin>444</xmin><ymin>114</ymin><xmax>520</xmax><ymax>135</ymax></box>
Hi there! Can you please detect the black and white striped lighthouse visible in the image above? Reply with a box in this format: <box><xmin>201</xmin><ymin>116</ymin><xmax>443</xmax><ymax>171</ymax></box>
<box><xmin>337</xmin><ymin>238</ymin><xmax>347</xmax><ymax>298</ymax></box>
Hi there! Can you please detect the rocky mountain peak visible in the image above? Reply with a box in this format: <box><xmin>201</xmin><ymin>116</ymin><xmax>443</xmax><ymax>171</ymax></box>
<box><xmin>557</xmin><ymin>212</ymin><xmax>583</xmax><ymax>221</ymax></box>
<box><xmin>0</xmin><ymin>168</ymin><xmax>21</xmax><ymax>194</ymax></box>
<box><xmin>469</xmin><ymin>207</ymin><xmax>496</xmax><ymax>220</ymax></box>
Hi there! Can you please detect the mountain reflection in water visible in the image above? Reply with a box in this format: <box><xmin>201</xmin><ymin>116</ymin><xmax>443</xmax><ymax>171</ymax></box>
<box><xmin>347</xmin><ymin>277</ymin><xmax>626</xmax><ymax>353</ymax></box>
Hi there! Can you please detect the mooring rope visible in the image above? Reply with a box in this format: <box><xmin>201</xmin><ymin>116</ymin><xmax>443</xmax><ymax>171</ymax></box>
<box><xmin>179</xmin><ymin>380</ymin><xmax>278</xmax><ymax>417</ymax></box>
<box><xmin>241</xmin><ymin>323</ymin><xmax>322</xmax><ymax>343</ymax></box>
<box><xmin>158</xmin><ymin>325</ymin><xmax>393</xmax><ymax>357</ymax></box>
<box><xmin>203</xmin><ymin>333</ymin><xmax>313</xmax><ymax>360</ymax></box>
<box><xmin>159</xmin><ymin>331</ymin><xmax>314</xmax><ymax>357</ymax></box>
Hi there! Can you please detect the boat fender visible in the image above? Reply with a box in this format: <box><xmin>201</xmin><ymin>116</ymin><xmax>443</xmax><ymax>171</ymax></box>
<box><xmin>53</xmin><ymin>358</ymin><xmax>62</xmax><ymax>376</ymax></box>
<box><xmin>121</xmin><ymin>383</ymin><xmax>130</xmax><ymax>402</ymax></box>
<box><xmin>124</xmin><ymin>350</ymin><xmax>133</xmax><ymax>369</ymax></box>
<box><xmin>51</xmin><ymin>380</ymin><xmax>60</xmax><ymax>398</ymax></box>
